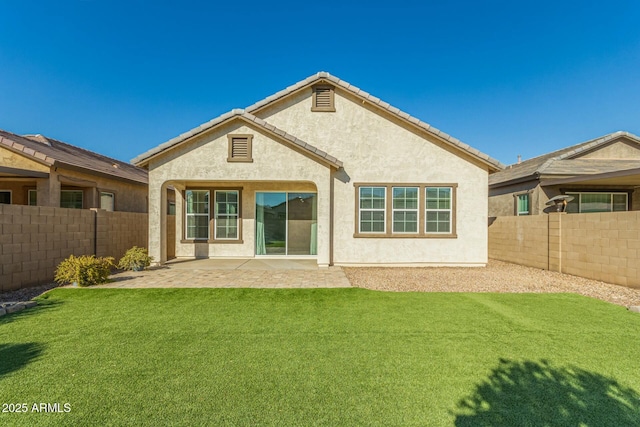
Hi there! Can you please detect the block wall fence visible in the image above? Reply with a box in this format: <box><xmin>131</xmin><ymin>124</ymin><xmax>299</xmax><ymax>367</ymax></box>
<box><xmin>0</xmin><ymin>204</ymin><xmax>148</xmax><ymax>292</ymax></box>
<box><xmin>489</xmin><ymin>211</ymin><xmax>640</xmax><ymax>288</ymax></box>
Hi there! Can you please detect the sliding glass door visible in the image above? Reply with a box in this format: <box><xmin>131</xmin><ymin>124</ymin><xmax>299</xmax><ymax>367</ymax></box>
<box><xmin>255</xmin><ymin>192</ymin><xmax>317</xmax><ymax>256</ymax></box>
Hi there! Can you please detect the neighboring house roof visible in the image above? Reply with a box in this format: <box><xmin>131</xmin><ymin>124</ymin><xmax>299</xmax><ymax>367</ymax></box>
<box><xmin>133</xmin><ymin>72</ymin><xmax>503</xmax><ymax>172</ymax></box>
<box><xmin>489</xmin><ymin>131</ymin><xmax>640</xmax><ymax>188</ymax></box>
<box><xmin>0</xmin><ymin>129</ymin><xmax>148</xmax><ymax>184</ymax></box>
<box><xmin>132</xmin><ymin>110</ymin><xmax>342</xmax><ymax>169</ymax></box>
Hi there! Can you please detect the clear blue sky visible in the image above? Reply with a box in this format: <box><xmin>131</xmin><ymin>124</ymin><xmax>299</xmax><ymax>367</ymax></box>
<box><xmin>1</xmin><ymin>0</ymin><xmax>639</xmax><ymax>166</ymax></box>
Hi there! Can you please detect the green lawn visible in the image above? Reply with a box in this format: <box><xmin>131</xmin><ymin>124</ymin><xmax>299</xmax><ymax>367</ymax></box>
<box><xmin>1</xmin><ymin>288</ymin><xmax>639</xmax><ymax>426</ymax></box>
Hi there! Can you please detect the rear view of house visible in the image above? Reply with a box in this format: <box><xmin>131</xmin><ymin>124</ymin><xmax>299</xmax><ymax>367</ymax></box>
<box><xmin>133</xmin><ymin>72</ymin><xmax>503</xmax><ymax>266</ymax></box>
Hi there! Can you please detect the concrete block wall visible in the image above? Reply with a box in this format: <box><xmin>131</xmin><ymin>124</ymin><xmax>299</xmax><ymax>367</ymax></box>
<box><xmin>488</xmin><ymin>215</ymin><xmax>549</xmax><ymax>270</ymax></box>
<box><xmin>561</xmin><ymin>211</ymin><xmax>640</xmax><ymax>287</ymax></box>
<box><xmin>0</xmin><ymin>205</ymin><xmax>148</xmax><ymax>292</ymax></box>
<box><xmin>95</xmin><ymin>210</ymin><xmax>148</xmax><ymax>262</ymax></box>
<box><xmin>489</xmin><ymin>211</ymin><xmax>640</xmax><ymax>289</ymax></box>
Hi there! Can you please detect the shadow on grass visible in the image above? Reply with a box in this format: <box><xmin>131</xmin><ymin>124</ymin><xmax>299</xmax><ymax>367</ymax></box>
<box><xmin>0</xmin><ymin>343</ymin><xmax>44</xmax><ymax>379</ymax></box>
<box><xmin>453</xmin><ymin>358</ymin><xmax>640</xmax><ymax>427</ymax></box>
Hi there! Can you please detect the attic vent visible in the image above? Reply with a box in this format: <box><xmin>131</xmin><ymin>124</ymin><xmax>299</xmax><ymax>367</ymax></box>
<box><xmin>227</xmin><ymin>134</ymin><xmax>253</xmax><ymax>163</ymax></box>
<box><xmin>312</xmin><ymin>85</ymin><xmax>335</xmax><ymax>112</ymax></box>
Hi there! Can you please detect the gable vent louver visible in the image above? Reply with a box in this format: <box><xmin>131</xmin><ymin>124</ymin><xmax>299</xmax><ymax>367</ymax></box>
<box><xmin>312</xmin><ymin>85</ymin><xmax>335</xmax><ymax>112</ymax></box>
<box><xmin>315</xmin><ymin>88</ymin><xmax>332</xmax><ymax>108</ymax></box>
<box><xmin>232</xmin><ymin>137</ymin><xmax>249</xmax><ymax>158</ymax></box>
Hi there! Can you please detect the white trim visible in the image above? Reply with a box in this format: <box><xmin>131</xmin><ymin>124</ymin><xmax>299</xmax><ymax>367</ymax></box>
<box><xmin>255</xmin><ymin>191</ymin><xmax>317</xmax><ymax>256</ymax></box>
<box><xmin>100</xmin><ymin>192</ymin><xmax>115</xmax><ymax>211</ymax></box>
<box><xmin>214</xmin><ymin>190</ymin><xmax>239</xmax><ymax>240</ymax></box>
<box><xmin>28</xmin><ymin>189</ymin><xmax>37</xmax><ymax>206</ymax></box>
<box><xmin>516</xmin><ymin>193</ymin><xmax>530</xmax><ymax>216</ymax></box>
<box><xmin>185</xmin><ymin>189</ymin><xmax>210</xmax><ymax>240</ymax></box>
<box><xmin>425</xmin><ymin>187</ymin><xmax>452</xmax><ymax>234</ymax></box>
<box><xmin>358</xmin><ymin>186</ymin><xmax>386</xmax><ymax>234</ymax></box>
<box><xmin>391</xmin><ymin>186</ymin><xmax>419</xmax><ymax>234</ymax></box>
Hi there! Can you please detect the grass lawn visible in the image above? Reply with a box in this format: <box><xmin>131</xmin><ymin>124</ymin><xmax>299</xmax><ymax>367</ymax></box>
<box><xmin>1</xmin><ymin>288</ymin><xmax>640</xmax><ymax>426</ymax></box>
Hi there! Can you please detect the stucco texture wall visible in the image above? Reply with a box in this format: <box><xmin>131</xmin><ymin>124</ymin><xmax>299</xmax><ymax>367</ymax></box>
<box><xmin>147</xmin><ymin>121</ymin><xmax>331</xmax><ymax>265</ymax></box>
<box><xmin>258</xmin><ymin>88</ymin><xmax>491</xmax><ymax>265</ymax></box>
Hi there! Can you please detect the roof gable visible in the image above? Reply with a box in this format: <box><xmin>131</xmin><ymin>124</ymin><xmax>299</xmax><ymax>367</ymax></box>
<box><xmin>133</xmin><ymin>72</ymin><xmax>503</xmax><ymax>171</ymax></box>
<box><xmin>132</xmin><ymin>110</ymin><xmax>342</xmax><ymax>169</ymax></box>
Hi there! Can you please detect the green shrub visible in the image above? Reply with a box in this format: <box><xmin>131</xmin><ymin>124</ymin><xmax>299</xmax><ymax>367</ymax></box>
<box><xmin>54</xmin><ymin>255</ymin><xmax>114</xmax><ymax>287</ymax></box>
<box><xmin>117</xmin><ymin>246</ymin><xmax>153</xmax><ymax>271</ymax></box>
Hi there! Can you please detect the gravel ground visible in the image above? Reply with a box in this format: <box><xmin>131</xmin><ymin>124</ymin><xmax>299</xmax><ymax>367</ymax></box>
<box><xmin>344</xmin><ymin>259</ymin><xmax>640</xmax><ymax>308</ymax></box>
<box><xmin>0</xmin><ymin>283</ymin><xmax>60</xmax><ymax>303</ymax></box>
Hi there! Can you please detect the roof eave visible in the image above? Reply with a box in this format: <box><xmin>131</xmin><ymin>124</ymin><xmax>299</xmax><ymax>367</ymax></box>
<box><xmin>489</xmin><ymin>173</ymin><xmax>540</xmax><ymax>189</ymax></box>
<box><xmin>53</xmin><ymin>160</ymin><xmax>148</xmax><ymax>186</ymax></box>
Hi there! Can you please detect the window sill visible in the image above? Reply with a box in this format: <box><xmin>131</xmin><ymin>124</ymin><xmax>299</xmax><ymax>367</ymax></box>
<box><xmin>226</xmin><ymin>158</ymin><xmax>253</xmax><ymax>163</ymax></box>
<box><xmin>353</xmin><ymin>233</ymin><xmax>457</xmax><ymax>239</ymax></box>
<box><xmin>180</xmin><ymin>239</ymin><xmax>244</xmax><ymax>244</ymax></box>
<box><xmin>311</xmin><ymin>107</ymin><xmax>336</xmax><ymax>112</ymax></box>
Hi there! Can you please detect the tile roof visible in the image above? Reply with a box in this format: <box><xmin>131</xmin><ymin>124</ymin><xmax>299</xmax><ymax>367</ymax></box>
<box><xmin>132</xmin><ymin>110</ymin><xmax>343</xmax><ymax>168</ymax></box>
<box><xmin>489</xmin><ymin>131</ymin><xmax>640</xmax><ymax>187</ymax></box>
<box><xmin>0</xmin><ymin>129</ymin><xmax>148</xmax><ymax>184</ymax></box>
<box><xmin>133</xmin><ymin>72</ymin><xmax>503</xmax><ymax>171</ymax></box>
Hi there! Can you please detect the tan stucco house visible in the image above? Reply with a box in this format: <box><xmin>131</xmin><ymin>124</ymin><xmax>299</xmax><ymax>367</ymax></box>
<box><xmin>133</xmin><ymin>72</ymin><xmax>503</xmax><ymax>266</ymax></box>
<box><xmin>489</xmin><ymin>131</ymin><xmax>640</xmax><ymax>217</ymax></box>
<box><xmin>0</xmin><ymin>129</ymin><xmax>149</xmax><ymax>212</ymax></box>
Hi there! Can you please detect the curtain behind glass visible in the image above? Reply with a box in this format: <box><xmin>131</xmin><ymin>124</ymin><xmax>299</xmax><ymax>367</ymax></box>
<box><xmin>255</xmin><ymin>193</ymin><xmax>266</xmax><ymax>255</ymax></box>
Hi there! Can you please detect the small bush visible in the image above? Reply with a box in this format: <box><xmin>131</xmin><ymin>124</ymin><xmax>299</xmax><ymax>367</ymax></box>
<box><xmin>54</xmin><ymin>255</ymin><xmax>114</xmax><ymax>287</ymax></box>
<box><xmin>117</xmin><ymin>246</ymin><xmax>153</xmax><ymax>271</ymax></box>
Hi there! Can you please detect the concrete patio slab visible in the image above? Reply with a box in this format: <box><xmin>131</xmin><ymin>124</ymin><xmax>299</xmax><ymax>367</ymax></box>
<box><xmin>164</xmin><ymin>258</ymin><xmax>319</xmax><ymax>271</ymax></box>
<box><xmin>101</xmin><ymin>258</ymin><xmax>350</xmax><ymax>289</ymax></box>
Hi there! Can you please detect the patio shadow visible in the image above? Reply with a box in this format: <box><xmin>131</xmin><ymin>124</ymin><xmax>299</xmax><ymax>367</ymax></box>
<box><xmin>0</xmin><ymin>343</ymin><xmax>44</xmax><ymax>379</ymax></box>
<box><xmin>453</xmin><ymin>358</ymin><xmax>640</xmax><ymax>427</ymax></box>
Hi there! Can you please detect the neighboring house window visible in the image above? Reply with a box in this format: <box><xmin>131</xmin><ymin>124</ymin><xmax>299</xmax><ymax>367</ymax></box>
<box><xmin>426</xmin><ymin>187</ymin><xmax>452</xmax><ymax>233</ymax></box>
<box><xmin>392</xmin><ymin>187</ymin><xmax>419</xmax><ymax>233</ymax></box>
<box><xmin>60</xmin><ymin>190</ymin><xmax>83</xmax><ymax>209</ymax></box>
<box><xmin>28</xmin><ymin>190</ymin><xmax>37</xmax><ymax>206</ymax></box>
<box><xmin>227</xmin><ymin>134</ymin><xmax>253</xmax><ymax>162</ymax></box>
<box><xmin>0</xmin><ymin>190</ymin><xmax>11</xmax><ymax>204</ymax></box>
<box><xmin>516</xmin><ymin>194</ymin><xmax>530</xmax><ymax>216</ymax></box>
<box><xmin>215</xmin><ymin>190</ymin><xmax>239</xmax><ymax>240</ymax></box>
<box><xmin>359</xmin><ymin>186</ymin><xmax>386</xmax><ymax>233</ymax></box>
<box><xmin>355</xmin><ymin>184</ymin><xmax>457</xmax><ymax>237</ymax></box>
<box><xmin>311</xmin><ymin>85</ymin><xmax>336</xmax><ymax>112</ymax></box>
<box><xmin>565</xmin><ymin>192</ymin><xmax>628</xmax><ymax>213</ymax></box>
<box><xmin>185</xmin><ymin>190</ymin><xmax>209</xmax><ymax>239</ymax></box>
<box><xmin>100</xmin><ymin>192</ymin><xmax>114</xmax><ymax>211</ymax></box>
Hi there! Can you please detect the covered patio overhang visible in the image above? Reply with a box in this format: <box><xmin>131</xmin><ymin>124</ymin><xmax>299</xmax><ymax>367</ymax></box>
<box><xmin>540</xmin><ymin>167</ymin><xmax>640</xmax><ymax>188</ymax></box>
<box><xmin>152</xmin><ymin>178</ymin><xmax>332</xmax><ymax>267</ymax></box>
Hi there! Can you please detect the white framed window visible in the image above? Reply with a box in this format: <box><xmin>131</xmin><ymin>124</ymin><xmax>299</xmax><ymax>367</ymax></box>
<box><xmin>565</xmin><ymin>192</ymin><xmax>628</xmax><ymax>213</ymax></box>
<box><xmin>28</xmin><ymin>189</ymin><xmax>37</xmax><ymax>206</ymax></box>
<box><xmin>392</xmin><ymin>187</ymin><xmax>419</xmax><ymax>233</ymax></box>
<box><xmin>215</xmin><ymin>190</ymin><xmax>239</xmax><ymax>240</ymax></box>
<box><xmin>516</xmin><ymin>193</ymin><xmax>530</xmax><ymax>216</ymax></box>
<box><xmin>185</xmin><ymin>190</ymin><xmax>209</xmax><ymax>240</ymax></box>
<box><xmin>426</xmin><ymin>187</ymin><xmax>452</xmax><ymax>233</ymax></box>
<box><xmin>0</xmin><ymin>190</ymin><xmax>11</xmax><ymax>204</ymax></box>
<box><xmin>359</xmin><ymin>186</ymin><xmax>386</xmax><ymax>233</ymax></box>
<box><xmin>60</xmin><ymin>190</ymin><xmax>83</xmax><ymax>209</ymax></box>
<box><xmin>100</xmin><ymin>192</ymin><xmax>114</xmax><ymax>211</ymax></box>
